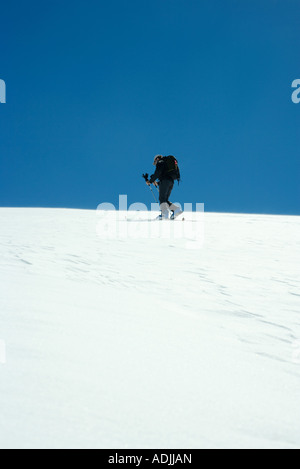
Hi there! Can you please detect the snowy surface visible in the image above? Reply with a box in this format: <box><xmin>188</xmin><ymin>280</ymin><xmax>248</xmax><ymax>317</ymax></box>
<box><xmin>0</xmin><ymin>207</ymin><xmax>300</xmax><ymax>449</ymax></box>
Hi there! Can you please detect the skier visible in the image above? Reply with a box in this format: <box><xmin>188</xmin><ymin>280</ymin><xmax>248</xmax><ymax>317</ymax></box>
<box><xmin>146</xmin><ymin>155</ymin><xmax>182</xmax><ymax>219</ymax></box>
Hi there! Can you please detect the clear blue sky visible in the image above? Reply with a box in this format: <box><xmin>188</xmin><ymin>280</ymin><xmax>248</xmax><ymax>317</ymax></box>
<box><xmin>0</xmin><ymin>0</ymin><xmax>299</xmax><ymax>214</ymax></box>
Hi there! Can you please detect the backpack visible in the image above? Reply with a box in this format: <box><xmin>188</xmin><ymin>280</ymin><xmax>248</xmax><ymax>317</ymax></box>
<box><xmin>162</xmin><ymin>155</ymin><xmax>181</xmax><ymax>182</ymax></box>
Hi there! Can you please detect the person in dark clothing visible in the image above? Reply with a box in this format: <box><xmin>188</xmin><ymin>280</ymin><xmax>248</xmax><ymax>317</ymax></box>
<box><xmin>146</xmin><ymin>155</ymin><xmax>181</xmax><ymax>219</ymax></box>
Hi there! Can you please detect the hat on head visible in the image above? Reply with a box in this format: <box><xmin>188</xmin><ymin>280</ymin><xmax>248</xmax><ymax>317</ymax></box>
<box><xmin>153</xmin><ymin>154</ymin><xmax>163</xmax><ymax>165</ymax></box>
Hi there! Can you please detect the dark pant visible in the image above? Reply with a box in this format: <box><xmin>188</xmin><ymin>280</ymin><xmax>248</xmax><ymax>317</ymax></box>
<box><xmin>159</xmin><ymin>179</ymin><xmax>174</xmax><ymax>215</ymax></box>
<box><xmin>159</xmin><ymin>179</ymin><xmax>174</xmax><ymax>205</ymax></box>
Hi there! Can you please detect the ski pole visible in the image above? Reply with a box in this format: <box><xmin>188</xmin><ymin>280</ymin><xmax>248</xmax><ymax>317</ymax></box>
<box><xmin>142</xmin><ymin>173</ymin><xmax>159</xmax><ymax>203</ymax></box>
<box><xmin>149</xmin><ymin>185</ymin><xmax>158</xmax><ymax>203</ymax></box>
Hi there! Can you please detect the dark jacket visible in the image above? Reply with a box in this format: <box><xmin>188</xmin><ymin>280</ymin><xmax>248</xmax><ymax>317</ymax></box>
<box><xmin>149</xmin><ymin>159</ymin><xmax>177</xmax><ymax>183</ymax></box>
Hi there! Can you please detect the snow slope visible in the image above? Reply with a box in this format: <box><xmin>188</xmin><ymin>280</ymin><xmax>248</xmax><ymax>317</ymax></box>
<box><xmin>0</xmin><ymin>208</ymin><xmax>299</xmax><ymax>449</ymax></box>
